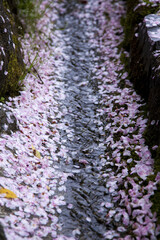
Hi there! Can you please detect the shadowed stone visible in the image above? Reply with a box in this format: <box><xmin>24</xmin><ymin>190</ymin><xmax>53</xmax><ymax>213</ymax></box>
<box><xmin>130</xmin><ymin>14</ymin><xmax>160</xmax><ymax>120</ymax></box>
<box><xmin>0</xmin><ymin>224</ymin><xmax>7</xmax><ymax>240</ymax></box>
<box><xmin>6</xmin><ymin>0</ymin><xmax>18</xmax><ymax>15</ymax></box>
<box><xmin>0</xmin><ymin>104</ymin><xmax>19</xmax><ymax>134</ymax></box>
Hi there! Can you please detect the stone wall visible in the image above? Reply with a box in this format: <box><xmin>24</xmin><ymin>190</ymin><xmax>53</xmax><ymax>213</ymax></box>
<box><xmin>0</xmin><ymin>0</ymin><xmax>24</xmax><ymax>98</ymax></box>
<box><xmin>130</xmin><ymin>14</ymin><xmax>160</xmax><ymax>121</ymax></box>
<box><xmin>0</xmin><ymin>2</ymin><xmax>24</xmax><ymax>238</ymax></box>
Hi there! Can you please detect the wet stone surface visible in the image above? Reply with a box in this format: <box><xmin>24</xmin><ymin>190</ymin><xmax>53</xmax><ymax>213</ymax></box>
<box><xmin>55</xmin><ymin>1</ymin><xmax>111</xmax><ymax>239</ymax></box>
<box><xmin>0</xmin><ymin>0</ymin><xmax>159</xmax><ymax>239</ymax></box>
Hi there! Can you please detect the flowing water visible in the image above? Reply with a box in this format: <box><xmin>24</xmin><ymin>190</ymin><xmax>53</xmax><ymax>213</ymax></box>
<box><xmin>0</xmin><ymin>0</ymin><xmax>159</xmax><ymax>239</ymax></box>
<box><xmin>54</xmin><ymin>1</ymin><xmax>113</xmax><ymax>239</ymax></box>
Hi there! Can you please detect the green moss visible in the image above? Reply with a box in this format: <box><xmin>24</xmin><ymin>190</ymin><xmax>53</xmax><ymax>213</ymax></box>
<box><xmin>3</xmin><ymin>1</ymin><xmax>17</xmax><ymax>27</ymax></box>
<box><xmin>0</xmin><ymin>1</ymin><xmax>25</xmax><ymax>98</ymax></box>
<box><xmin>6</xmin><ymin>52</ymin><xmax>24</xmax><ymax>96</ymax></box>
<box><xmin>3</xmin><ymin>0</ymin><xmax>10</xmax><ymax>11</ymax></box>
<box><xmin>15</xmin><ymin>0</ymin><xmax>44</xmax><ymax>33</ymax></box>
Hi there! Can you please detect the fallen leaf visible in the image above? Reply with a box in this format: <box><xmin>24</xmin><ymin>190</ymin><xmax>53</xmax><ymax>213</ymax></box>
<box><xmin>0</xmin><ymin>188</ymin><xmax>17</xmax><ymax>199</ymax></box>
<box><xmin>32</xmin><ymin>145</ymin><xmax>41</xmax><ymax>159</ymax></box>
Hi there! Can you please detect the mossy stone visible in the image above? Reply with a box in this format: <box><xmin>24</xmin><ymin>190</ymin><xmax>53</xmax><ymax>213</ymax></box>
<box><xmin>0</xmin><ymin>0</ymin><xmax>24</xmax><ymax>98</ymax></box>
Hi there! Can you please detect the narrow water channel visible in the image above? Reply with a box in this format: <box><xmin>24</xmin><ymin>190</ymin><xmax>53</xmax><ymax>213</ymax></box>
<box><xmin>55</xmin><ymin>0</ymin><xmax>112</xmax><ymax>239</ymax></box>
<box><xmin>0</xmin><ymin>0</ymin><xmax>159</xmax><ymax>239</ymax></box>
